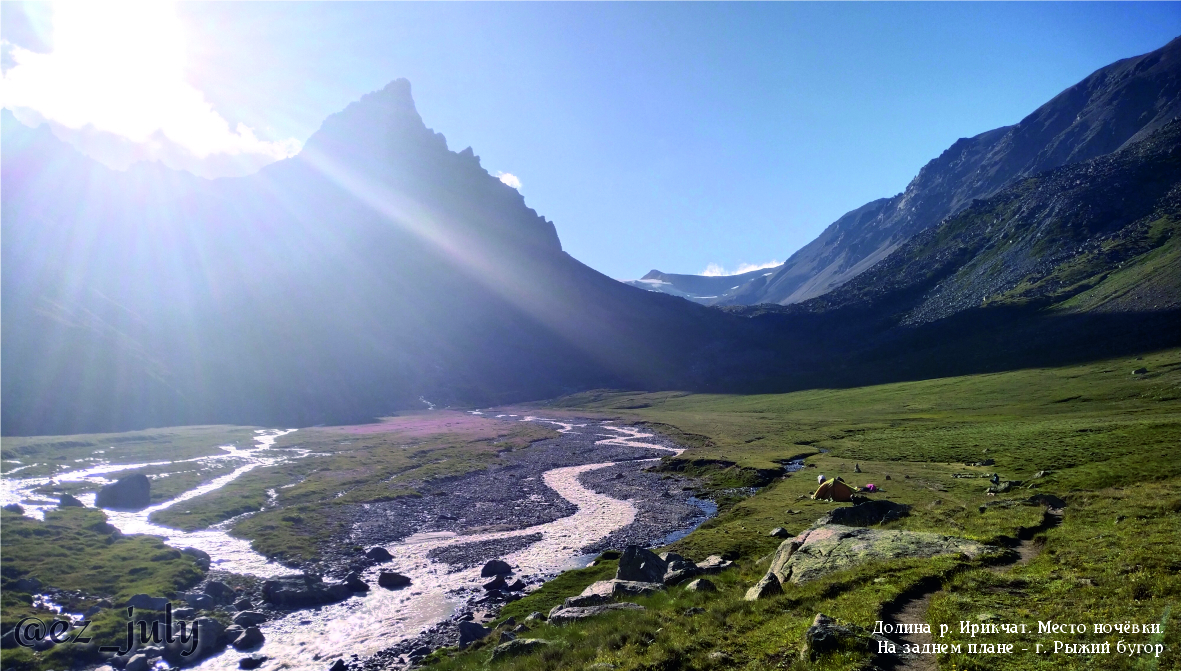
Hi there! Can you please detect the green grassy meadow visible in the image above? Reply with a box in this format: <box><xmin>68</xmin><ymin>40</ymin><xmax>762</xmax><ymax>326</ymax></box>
<box><xmin>423</xmin><ymin>349</ymin><xmax>1179</xmax><ymax>670</ymax></box>
<box><xmin>0</xmin><ymin>352</ymin><xmax>1176</xmax><ymax>671</ymax></box>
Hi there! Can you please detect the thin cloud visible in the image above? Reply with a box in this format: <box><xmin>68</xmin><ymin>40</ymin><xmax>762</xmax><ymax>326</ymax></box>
<box><xmin>0</xmin><ymin>2</ymin><xmax>299</xmax><ymax>176</ymax></box>
<box><xmin>497</xmin><ymin>171</ymin><xmax>522</xmax><ymax>190</ymax></box>
<box><xmin>700</xmin><ymin>260</ymin><xmax>781</xmax><ymax>277</ymax></box>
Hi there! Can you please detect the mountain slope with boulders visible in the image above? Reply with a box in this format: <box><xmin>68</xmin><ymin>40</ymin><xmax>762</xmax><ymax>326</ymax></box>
<box><xmin>725</xmin><ymin>120</ymin><xmax>1179</xmax><ymax>385</ymax></box>
<box><xmin>699</xmin><ymin>37</ymin><xmax>1180</xmax><ymax>307</ymax></box>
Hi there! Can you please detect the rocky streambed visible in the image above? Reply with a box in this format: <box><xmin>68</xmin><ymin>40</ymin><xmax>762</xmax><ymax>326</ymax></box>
<box><xmin>4</xmin><ymin>417</ymin><xmax>713</xmax><ymax>671</ymax></box>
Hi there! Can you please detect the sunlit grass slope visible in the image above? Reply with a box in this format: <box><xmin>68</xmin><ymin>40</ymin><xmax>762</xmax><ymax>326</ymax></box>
<box><xmin>427</xmin><ymin>349</ymin><xmax>1179</xmax><ymax>670</ymax></box>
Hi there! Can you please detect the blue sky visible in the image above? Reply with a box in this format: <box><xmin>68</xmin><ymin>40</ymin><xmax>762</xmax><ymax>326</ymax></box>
<box><xmin>3</xmin><ymin>2</ymin><xmax>1178</xmax><ymax>279</ymax></box>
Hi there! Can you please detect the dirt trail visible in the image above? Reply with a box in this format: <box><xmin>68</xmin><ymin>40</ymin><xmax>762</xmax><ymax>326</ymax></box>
<box><xmin>880</xmin><ymin>507</ymin><xmax>1064</xmax><ymax>670</ymax></box>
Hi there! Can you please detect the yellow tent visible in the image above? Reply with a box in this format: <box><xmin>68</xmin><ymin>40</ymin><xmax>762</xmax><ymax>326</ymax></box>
<box><xmin>812</xmin><ymin>477</ymin><xmax>854</xmax><ymax>502</ymax></box>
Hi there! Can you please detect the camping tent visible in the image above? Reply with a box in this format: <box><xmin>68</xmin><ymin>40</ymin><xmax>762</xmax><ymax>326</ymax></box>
<box><xmin>812</xmin><ymin>477</ymin><xmax>854</xmax><ymax>502</ymax></box>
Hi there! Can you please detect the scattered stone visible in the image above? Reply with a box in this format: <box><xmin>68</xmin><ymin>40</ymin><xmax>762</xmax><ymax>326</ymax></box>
<box><xmin>480</xmin><ymin>559</ymin><xmax>513</xmax><ymax>577</ymax></box>
<box><xmin>483</xmin><ymin>575</ymin><xmax>508</xmax><ymax>591</ymax></box>
<box><xmin>800</xmin><ymin>613</ymin><xmax>888</xmax><ymax>660</ymax></box>
<box><xmin>164</xmin><ymin>616</ymin><xmax>224</xmax><ymax>662</ymax></box>
<box><xmin>513</xmin><ymin>624</ymin><xmax>527</xmax><ymax>633</ymax></box>
<box><xmin>884</xmin><ymin>475</ymin><xmax>891</xmax><ymax>481</ymax></box>
<box><xmin>457</xmin><ymin>621</ymin><xmax>490</xmax><ymax>648</ymax></box>
<box><xmin>182</xmin><ymin>592</ymin><xmax>214</xmax><ymax>609</ymax></box>
<box><xmin>684</xmin><ymin>578</ymin><xmax>716</xmax><ymax>592</ymax></box>
<box><xmin>232</xmin><ymin>626</ymin><xmax>265</xmax><ymax>650</ymax></box>
<box><xmin>124</xmin><ymin>654</ymin><xmax>150</xmax><ymax>671</ymax></box>
<box><xmin>744</xmin><ymin>573</ymin><xmax>782</xmax><ymax>601</ymax></box>
<box><xmin>366</xmin><ymin>547</ymin><xmax>393</xmax><ymax>562</ymax></box>
<box><xmin>204</xmin><ymin>580</ymin><xmax>234</xmax><ymax>602</ymax></box>
<box><xmin>180</xmin><ymin>547</ymin><xmax>211</xmax><ymax>570</ymax></box>
<box><xmin>854</xmin><ymin>463</ymin><xmax>862</xmax><ymax>473</ymax></box>
<box><xmin>661</xmin><ymin>552</ymin><xmax>701</xmax><ymax>585</ymax></box>
<box><xmin>233</xmin><ymin>598</ymin><xmax>254</xmax><ymax>611</ymax></box>
<box><xmin>126</xmin><ymin>594</ymin><xmax>170</xmax><ymax>611</ymax></box>
<box><xmin>95</xmin><ymin>474</ymin><xmax>151</xmax><ymax>510</ymax></box>
<box><xmin>239</xmin><ymin>653</ymin><xmax>268</xmax><ymax>669</ymax></box>
<box><xmin>616</xmin><ymin>545</ymin><xmax>666</xmax><ymax>583</ymax></box>
<box><xmin>489</xmin><ymin>638</ymin><xmax>550</xmax><ymax>662</ymax></box>
<box><xmin>695</xmin><ymin>555</ymin><xmax>733</xmax><ymax>574</ymax></box>
<box><xmin>344</xmin><ymin>572</ymin><xmax>369</xmax><ymax>592</ymax></box>
<box><xmin>263</xmin><ymin>574</ymin><xmax>352</xmax><ymax>607</ymax></box>
<box><xmin>223</xmin><ymin>625</ymin><xmax>245</xmax><ymax>643</ymax></box>
<box><xmin>765</xmin><ymin>525</ymin><xmax>997</xmax><ymax>586</ymax></box>
<box><xmin>233</xmin><ymin>611</ymin><xmax>266</xmax><ymax>627</ymax></box>
<box><xmin>172</xmin><ymin>607</ymin><xmax>196</xmax><ymax>619</ymax></box>
<box><xmin>548</xmin><ymin>602</ymin><xmax>645</xmax><ymax>624</ymax></box>
<box><xmin>329</xmin><ymin>659</ymin><xmax>347</xmax><ymax>671</ymax></box>
<box><xmin>815</xmin><ymin>500</ymin><xmax>910</xmax><ymax>527</ymax></box>
<box><xmin>499</xmin><ymin>631</ymin><xmax>516</xmax><ymax>643</ymax></box>
<box><xmin>769</xmin><ymin>527</ymin><xmax>790</xmax><ymax>538</ymax></box>
<box><xmin>684</xmin><ymin>607</ymin><xmax>705</xmax><ymax>616</ymax></box>
<box><xmin>506</xmin><ymin>578</ymin><xmax>526</xmax><ymax>591</ymax></box>
<box><xmin>1133</xmin><ymin>367</ymin><xmax>1148</xmax><ymax>375</ymax></box>
<box><xmin>58</xmin><ymin>493</ymin><xmax>85</xmax><ymax>507</ymax></box>
<box><xmin>524</xmin><ymin>611</ymin><xmax>545</xmax><ymax>621</ymax></box>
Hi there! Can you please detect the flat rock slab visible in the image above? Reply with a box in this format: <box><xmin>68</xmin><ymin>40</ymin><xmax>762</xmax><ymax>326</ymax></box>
<box><xmin>769</xmin><ymin>524</ymin><xmax>997</xmax><ymax>585</ymax></box>
<box><xmin>549</xmin><ymin>602</ymin><xmax>645</xmax><ymax>624</ymax></box>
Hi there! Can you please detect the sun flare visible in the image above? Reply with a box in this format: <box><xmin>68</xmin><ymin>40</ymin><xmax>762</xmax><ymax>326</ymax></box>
<box><xmin>1</xmin><ymin>1</ymin><xmax>299</xmax><ymax>162</ymax></box>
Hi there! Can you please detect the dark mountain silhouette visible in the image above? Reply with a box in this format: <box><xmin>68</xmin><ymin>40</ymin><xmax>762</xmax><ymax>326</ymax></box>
<box><xmin>697</xmin><ymin>38</ymin><xmax>1180</xmax><ymax>306</ymax></box>
<box><xmin>4</xmin><ymin>42</ymin><xmax>1178</xmax><ymax>437</ymax></box>
<box><xmin>2</xmin><ymin>83</ymin><xmax>789</xmax><ymax>435</ymax></box>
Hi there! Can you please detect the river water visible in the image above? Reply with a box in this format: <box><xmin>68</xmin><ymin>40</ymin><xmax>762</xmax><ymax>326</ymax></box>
<box><xmin>1</xmin><ymin>420</ymin><xmax>692</xmax><ymax>670</ymax></box>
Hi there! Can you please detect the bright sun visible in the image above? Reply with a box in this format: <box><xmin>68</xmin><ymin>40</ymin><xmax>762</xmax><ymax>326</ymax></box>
<box><xmin>1</xmin><ymin>1</ymin><xmax>298</xmax><ymax>162</ymax></box>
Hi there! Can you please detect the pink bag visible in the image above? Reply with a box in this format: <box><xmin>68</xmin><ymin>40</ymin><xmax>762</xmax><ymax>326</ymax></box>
<box><xmin>865</xmin><ymin>483</ymin><xmax>877</xmax><ymax>492</ymax></box>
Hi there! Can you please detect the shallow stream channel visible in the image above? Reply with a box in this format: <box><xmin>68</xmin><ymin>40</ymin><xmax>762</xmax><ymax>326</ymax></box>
<box><xmin>1</xmin><ymin>417</ymin><xmax>715</xmax><ymax>670</ymax></box>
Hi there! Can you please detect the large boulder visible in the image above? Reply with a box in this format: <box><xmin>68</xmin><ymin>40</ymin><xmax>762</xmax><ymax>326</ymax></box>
<box><xmin>378</xmin><ymin>572</ymin><xmax>411</xmax><ymax>589</ymax></box>
<box><xmin>482</xmin><ymin>575</ymin><xmax>508</xmax><ymax>591</ymax></box>
<box><xmin>457</xmin><ymin>621</ymin><xmax>490</xmax><ymax>649</ymax></box>
<box><xmin>262</xmin><ymin>574</ymin><xmax>352</xmax><ymax>607</ymax></box>
<box><xmin>163</xmin><ymin>616</ymin><xmax>225</xmax><ymax>663</ymax></box>
<box><xmin>96</xmin><ymin>474</ymin><xmax>151</xmax><ymax>510</ymax></box>
<box><xmin>695</xmin><ymin>555</ymin><xmax>733</xmax><ymax>574</ymax></box>
<box><xmin>480</xmin><ymin>559</ymin><xmax>512</xmax><ymax>577</ymax></box>
<box><xmin>58</xmin><ymin>493</ymin><xmax>85</xmax><ymax>507</ymax></box>
<box><xmin>816</xmin><ymin>500</ymin><xmax>910</xmax><ymax>527</ymax></box>
<box><xmin>563</xmin><ymin>579</ymin><xmax>663</xmax><ymax>608</ymax></box>
<box><xmin>766</xmin><ymin>525</ymin><xmax>997</xmax><ymax>586</ymax></box>
<box><xmin>660</xmin><ymin>552</ymin><xmax>701</xmax><ymax>585</ymax></box>
<box><xmin>684</xmin><ymin>578</ymin><xmax>716</xmax><ymax>592</ymax></box>
<box><xmin>232</xmin><ymin>626</ymin><xmax>265</xmax><ymax>650</ymax></box>
<box><xmin>233</xmin><ymin>611</ymin><xmax>266</xmax><ymax>627</ymax></box>
<box><xmin>616</xmin><ymin>545</ymin><xmax>667</xmax><ymax>583</ymax></box>
<box><xmin>181</xmin><ymin>592</ymin><xmax>214</xmax><ymax>609</ymax></box>
<box><xmin>344</xmin><ymin>572</ymin><xmax>369</xmax><ymax>592</ymax></box>
<box><xmin>744</xmin><ymin>573</ymin><xmax>782</xmax><ymax>601</ymax></box>
<box><xmin>203</xmin><ymin>580</ymin><xmax>234</xmax><ymax>603</ymax></box>
<box><xmin>366</xmin><ymin>547</ymin><xmax>393</xmax><ymax>562</ymax></box>
<box><xmin>489</xmin><ymin>638</ymin><xmax>550</xmax><ymax>662</ymax></box>
<box><xmin>548</xmin><ymin>602</ymin><xmax>645</xmax><ymax>624</ymax></box>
